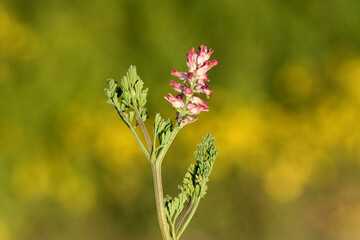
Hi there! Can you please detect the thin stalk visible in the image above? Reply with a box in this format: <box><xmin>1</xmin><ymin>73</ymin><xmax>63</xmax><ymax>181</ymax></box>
<box><xmin>129</xmin><ymin>127</ymin><xmax>150</xmax><ymax>161</ymax></box>
<box><xmin>115</xmin><ymin>108</ymin><xmax>150</xmax><ymax>160</ymax></box>
<box><xmin>176</xmin><ymin>198</ymin><xmax>201</xmax><ymax>239</ymax></box>
<box><xmin>152</xmin><ymin>162</ymin><xmax>173</xmax><ymax>240</ymax></box>
<box><xmin>150</xmin><ymin>128</ymin><xmax>157</xmax><ymax>163</ymax></box>
<box><xmin>171</xmin><ymin>221</ymin><xmax>177</xmax><ymax>240</ymax></box>
<box><xmin>175</xmin><ymin>198</ymin><xmax>195</xmax><ymax>232</ymax></box>
<box><xmin>134</xmin><ymin>109</ymin><xmax>153</xmax><ymax>153</ymax></box>
<box><xmin>156</xmin><ymin>125</ymin><xmax>181</xmax><ymax>164</ymax></box>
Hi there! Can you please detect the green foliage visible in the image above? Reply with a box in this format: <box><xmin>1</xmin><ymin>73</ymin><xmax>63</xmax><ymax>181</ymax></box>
<box><xmin>182</xmin><ymin>134</ymin><xmax>219</xmax><ymax>199</ymax></box>
<box><xmin>153</xmin><ymin>113</ymin><xmax>173</xmax><ymax>152</ymax></box>
<box><xmin>104</xmin><ymin>78</ymin><xmax>122</xmax><ymax>110</ymax></box>
<box><xmin>104</xmin><ymin>66</ymin><xmax>152</xmax><ymax>160</ymax></box>
<box><xmin>164</xmin><ymin>191</ymin><xmax>187</xmax><ymax>230</ymax></box>
<box><xmin>120</xmin><ymin>65</ymin><xmax>148</xmax><ymax>122</ymax></box>
<box><xmin>104</xmin><ymin>66</ymin><xmax>148</xmax><ymax>127</ymax></box>
<box><xmin>164</xmin><ymin>134</ymin><xmax>219</xmax><ymax>238</ymax></box>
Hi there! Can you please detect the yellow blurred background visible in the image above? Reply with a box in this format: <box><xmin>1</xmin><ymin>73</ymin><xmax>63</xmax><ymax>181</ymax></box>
<box><xmin>1</xmin><ymin>0</ymin><xmax>360</xmax><ymax>239</ymax></box>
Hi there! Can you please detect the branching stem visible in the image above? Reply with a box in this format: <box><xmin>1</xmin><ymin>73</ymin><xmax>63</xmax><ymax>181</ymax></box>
<box><xmin>115</xmin><ymin>108</ymin><xmax>150</xmax><ymax>160</ymax></box>
<box><xmin>175</xmin><ymin>198</ymin><xmax>195</xmax><ymax>232</ymax></box>
<box><xmin>152</xmin><ymin>162</ymin><xmax>173</xmax><ymax>240</ymax></box>
<box><xmin>129</xmin><ymin>126</ymin><xmax>150</xmax><ymax>160</ymax></box>
<box><xmin>156</xmin><ymin>125</ymin><xmax>181</xmax><ymax>164</ymax></box>
<box><xmin>176</xmin><ymin>198</ymin><xmax>201</xmax><ymax>239</ymax></box>
<box><xmin>151</xmin><ymin>124</ymin><xmax>183</xmax><ymax>240</ymax></box>
<box><xmin>134</xmin><ymin>108</ymin><xmax>153</xmax><ymax>152</ymax></box>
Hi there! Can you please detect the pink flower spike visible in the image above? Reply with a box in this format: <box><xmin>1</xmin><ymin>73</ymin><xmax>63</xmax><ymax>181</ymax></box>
<box><xmin>171</xmin><ymin>69</ymin><xmax>188</xmax><ymax>80</ymax></box>
<box><xmin>164</xmin><ymin>93</ymin><xmax>185</xmax><ymax>109</ymax></box>
<box><xmin>166</xmin><ymin>45</ymin><xmax>217</xmax><ymax>122</ymax></box>
<box><xmin>169</xmin><ymin>81</ymin><xmax>182</xmax><ymax>92</ymax></box>
<box><xmin>191</xmin><ymin>96</ymin><xmax>208</xmax><ymax>107</ymax></box>
<box><xmin>187</xmin><ymin>104</ymin><xmax>209</xmax><ymax>115</ymax></box>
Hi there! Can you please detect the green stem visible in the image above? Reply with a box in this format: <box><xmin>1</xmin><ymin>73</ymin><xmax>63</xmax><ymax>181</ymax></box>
<box><xmin>114</xmin><ymin>107</ymin><xmax>150</xmax><ymax>160</ymax></box>
<box><xmin>171</xmin><ymin>221</ymin><xmax>177</xmax><ymax>240</ymax></box>
<box><xmin>176</xmin><ymin>198</ymin><xmax>201</xmax><ymax>239</ymax></box>
<box><xmin>175</xmin><ymin>198</ymin><xmax>195</xmax><ymax>232</ymax></box>
<box><xmin>152</xmin><ymin>162</ymin><xmax>173</xmax><ymax>240</ymax></box>
<box><xmin>151</xmin><ymin>124</ymin><xmax>182</xmax><ymax>239</ymax></box>
<box><xmin>156</xmin><ymin>125</ymin><xmax>181</xmax><ymax>164</ymax></box>
<box><xmin>134</xmin><ymin>108</ymin><xmax>153</xmax><ymax>153</ymax></box>
<box><xmin>129</xmin><ymin>126</ymin><xmax>150</xmax><ymax>161</ymax></box>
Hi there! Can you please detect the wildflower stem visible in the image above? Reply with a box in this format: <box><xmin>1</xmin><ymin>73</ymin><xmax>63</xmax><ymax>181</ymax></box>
<box><xmin>115</xmin><ymin>108</ymin><xmax>150</xmax><ymax>160</ymax></box>
<box><xmin>175</xmin><ymin>198</ymin><xmax>195</xmax><ymax>232</ymax></box>
<box><xmin>134</xmin><ymin>108</ymin><xmax>153</xmax><ymax>153</ymax></box>
<box><xmin>176</xmin><ymin>197</ymin><xmax>201</xmax><ymax>239</ymax></box>
<box><xmin>171</xmin><ymin>222</ymin><xmax>177</xmax><ymax>240</ymax></box>
<box><xmin>156</xmin><ymin>125</ymin><xmax>181</xmax><ymax>164</ymax></box>
<box><xmin>129</xmin><ymin>126</ymin><xmax>150</xmax><ymax>161</ymax></box>
<box><xmin>152</xmin><ymin>161</ymin><xmax>173</xmax><ymax>240</ymax></box>
<box><xmin>151</xmin><ymin>125</ymin><xmax>182</xmax><ymax>240</ymax></box>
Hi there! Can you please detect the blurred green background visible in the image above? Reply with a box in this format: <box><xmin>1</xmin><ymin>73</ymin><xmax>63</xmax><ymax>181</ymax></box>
<box><xmin>1</xmin><ymin>0</ymin><xmax>360</xmax><ymax>239</ymax></box>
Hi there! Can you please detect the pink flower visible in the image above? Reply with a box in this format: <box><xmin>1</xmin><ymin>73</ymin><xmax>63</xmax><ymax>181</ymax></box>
<box><xmin>182</xmin><ymin>84</ymin><xmax>193</xmax><ymax>97</ymax></box>
<box><xmin>191</xmin><ymin>96</ymin><xmax>208</xmax><ymax>107</ymax></box>
<box><xmin>194</xmin><ymin>59</ymin><xmax>218</xmax><ymax>76</ymax></box>
<box><xmin>197</xmin><ymin>74</ymin><xmax>209</xmax><ymax>85</ymax></box>
<box><xmin>186</xmin><ymin>47</ymin><xmax>198</xmax><ymax>73</ymax></box>
<box><xmin>178</xmin><ymin>114</ymin><xmax>198</xmax><ymax>125</ymax></box>
<box><xmin>187</xmin><ymin>73</ymin><xmax>195</xmax><ymax>83</ymax></box>
<box><xmin>168</xmin><ymin>81</ymin><xmax>193</xmax><ymax>97</ymax></box>
<box><xmin>171</xmin><ymin>69</ymin><xmax>188</xmax><ymax>80</ymax></box>
<box><xmin>169</xmin><ymin>81</ymin><xmax>182</xmax><ymax>92</ymax></box>
<box><xmin>187</xmin><ymin>104</ymin><xmax>209</xmax><ymax>115</ymax></box>
<box><xmin>176</xmin><ymin>93</ymin><xmax>184</xmax><ymax>99</ymax></box>
<box><xmin>197</xmin><ymin>45</ymin><xmax>214</xmax><ymax>66</ymax></box>
<box><xmin>196</xmin><ymin>84</ymin><xmax>213</xmax><ymax>99</ymax></box>
<box><xmin>164</xmin><ymin>93</ymin><xmax>185</xmax><ymax>109</ymax></box>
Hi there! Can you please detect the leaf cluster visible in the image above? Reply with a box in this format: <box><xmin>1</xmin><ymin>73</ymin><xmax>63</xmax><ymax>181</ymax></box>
<box><xmin>164</xmin><ymin>134</ymin><xmax>219</xmax><ymax>238</ymax></box>
<box><xmin>164</xmin><ymin>191</ymin><xmax>187</xmax><ymax>231</ymax></box>
<box><xmin>104</xmin><ymin>65</ymin><xmax>148</xmax><ymax>127</ymax></box>
<box><xmin>153</xmin><ymin>113</ymin><xmax>173</xmax><ymax>155</ymax></box>
<box><xmin>120</xmin><ymin>65</ymin><xmax>148</xmax><ymax>122</ymax></box>
<box><xmin>187</xmin><ymin>133</ymin><xmax>219</xmax><ymax>198</ymax></box>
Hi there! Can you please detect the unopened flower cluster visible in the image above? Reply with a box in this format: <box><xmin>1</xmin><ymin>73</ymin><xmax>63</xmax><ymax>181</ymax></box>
<box><xmin>165</xmin><ymin>45</ymin><xmax>218</xmax><ymax>125</ymax></box>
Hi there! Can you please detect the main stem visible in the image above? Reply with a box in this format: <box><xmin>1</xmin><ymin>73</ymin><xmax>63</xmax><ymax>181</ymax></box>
<box><xmin>152</xmin><ymin>125</ymin><xmax>181</xmax><ymax>240</ymax></box>
<box><xmin>152</xmin><ymin>161</ymin><xmax>172</xmax><ymax>240</ymax></box>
